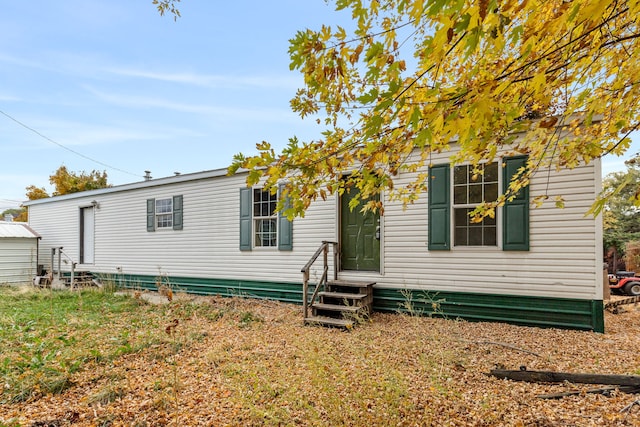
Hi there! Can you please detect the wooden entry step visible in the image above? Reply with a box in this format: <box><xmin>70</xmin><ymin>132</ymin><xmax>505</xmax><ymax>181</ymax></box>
<box><xmin>311</xmin><ymin>302</ymin><xmax>362</xmax><ymax>313</ymax></box>
<box><xmin>304</xmin><ymin>280</ymin><xmax>375</xmax><ymax>329</ymax></box>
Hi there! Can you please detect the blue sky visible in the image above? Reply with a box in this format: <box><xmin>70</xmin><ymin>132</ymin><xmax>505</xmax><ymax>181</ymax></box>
<box><xmin>0</xmin><ymin>0</ymin><xmax>349</xmax><ymax>211</ymax></box>
<box><xmin>1</xmin><ymin>1</ymin><xmax>638</xmax><ymax>212</ymax></box>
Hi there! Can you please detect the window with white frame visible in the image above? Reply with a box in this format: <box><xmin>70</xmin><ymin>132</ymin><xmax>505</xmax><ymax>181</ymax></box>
<box><xmin>452</xmin><ymin>162</ymin><xmax>498</xmax><ymax>246</ymax></box>
<box><xmin>428</xmin><ymin>156</ymin><xmax>529</xmax><ymax>251</ymax></box>
<box><xmin>155</xmin><ymin>198</ymin><xmax>173</xmax><ymax>229</ymax></box>
<box><xmin>253</xmin><ymin>188</ymin><xmax>277</xmax><ymax>247</ymax></box>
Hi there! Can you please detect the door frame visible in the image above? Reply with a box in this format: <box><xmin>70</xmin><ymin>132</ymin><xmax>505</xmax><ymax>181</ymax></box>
<box><xmin>79</xmin><ymin>205</ymin><xmax>95</xmax><ymax>265</ymax></box>
<box><xmin>338</xmin><ymin>186</ymin><xmax>382</xmax><ymax>273</ymax></box>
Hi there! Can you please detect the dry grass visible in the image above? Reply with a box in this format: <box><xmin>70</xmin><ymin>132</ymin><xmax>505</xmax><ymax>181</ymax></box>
<box><xmin>1</xmin><ymin>287</ymin><xmax>640</xmax><ymax>426</ymax></box>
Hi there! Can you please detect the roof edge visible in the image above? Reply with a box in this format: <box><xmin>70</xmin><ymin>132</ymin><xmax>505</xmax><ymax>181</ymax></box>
<box><xmin>0</xmin><ymin>222</ymin><xmax>41</xmax><ymax>238</ymax></box>
<box><xmin>22</xmin><ymin>167</ymin><xmax>235</xmax><ymax>206</ymax></box>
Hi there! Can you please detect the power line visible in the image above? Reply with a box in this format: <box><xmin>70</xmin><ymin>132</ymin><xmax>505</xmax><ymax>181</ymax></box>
<box><xmin>0</xmin><ymin>109</ymin><xmax>143</xmax><ymax>178</ymax></box>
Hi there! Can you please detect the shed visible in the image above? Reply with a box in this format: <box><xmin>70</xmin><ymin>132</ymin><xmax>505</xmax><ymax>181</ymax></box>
<box><xmin>0</xmin><ymin>222</ymin><xmax>41</xmax><ymax>285</ymax></box>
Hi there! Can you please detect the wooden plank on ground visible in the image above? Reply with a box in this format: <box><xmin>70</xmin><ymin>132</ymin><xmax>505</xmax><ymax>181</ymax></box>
<box><xmin>537</xmin><ymin>386</ymin><xmax>640</xmax><ymax>399</ymax></box>
<box><xmin>489</xmin><ymin>369</ymin><xmax>640</xmax><ymax>387</ymax></box>
<box><xmin>604</xmin><ymin>296</ymin><xmax>640</xmax><ymax>311</ymax></box>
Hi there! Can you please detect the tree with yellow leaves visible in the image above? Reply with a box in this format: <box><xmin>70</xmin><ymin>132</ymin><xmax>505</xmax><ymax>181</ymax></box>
<box><xmin>48</xmin><ymin>166</ymin><xmax>109</xmax><ymax>197</ymax></box>
<box><xmin>15</xmin><ymin>166</ymin><xmax>110</xmax><ymax>222</ymax></box>
<box><xmin>231</xmin><ymin>0</ymin><xmax>640</xmax><ymax>217</ymax></box>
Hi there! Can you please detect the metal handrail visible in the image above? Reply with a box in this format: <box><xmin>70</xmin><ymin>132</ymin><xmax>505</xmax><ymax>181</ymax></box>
<box><xmin>301</xmin><ymin>241</ymin><xmax>338</xmax><ymax>319</ymax></box>
<box><xmin>51</xmin><ymin>247</ymin><xmax>77</xmax><ymax>289</ymax></box>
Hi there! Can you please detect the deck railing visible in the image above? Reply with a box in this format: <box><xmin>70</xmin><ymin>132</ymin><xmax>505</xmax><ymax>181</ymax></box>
<box><xmin>301</xmin><ymin>241</ymin><xmax>338</xmax><ymax>319</ymax></box>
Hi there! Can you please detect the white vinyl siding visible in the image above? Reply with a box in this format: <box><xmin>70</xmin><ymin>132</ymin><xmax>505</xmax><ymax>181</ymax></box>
<box><xmin>381</xmin><ymin>151</ymin><xmax>600</xmax><ymax>300</ymax></box>
<box><xmin>0</xmin><ymin>238</ymin><xmax>38</xmax><ymax>285</ymax></box>
<box><xmin>26</xmin><ymin>149</ymin><xmax>601</xmax><ymax>301</ymax></box>
<box><xmin>28</xmin><ymin>173</ymin><xmax>333</xmax><ymax>284</ymax></box>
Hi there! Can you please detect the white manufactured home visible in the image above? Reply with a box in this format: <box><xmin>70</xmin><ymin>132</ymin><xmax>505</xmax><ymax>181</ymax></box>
<box><xmin>23</xmin><ymin>153</ymin><xmax>604</xmax><ymax>332</ymax></box>
<box><xmin>0</xmin><ymin>222</ymin><xmax>41</xmax><ymax>285</ymax></box>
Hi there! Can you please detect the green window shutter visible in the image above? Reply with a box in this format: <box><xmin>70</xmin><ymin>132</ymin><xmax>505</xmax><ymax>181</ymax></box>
<box><xmin>428</xmin><ymin>164</ymin><xmax>450</xmax><ymax>250</ymax></box>
<box><xmin>278</xmin><ymin>184</ymin><xmax>293</xmax><ymax>251</ymax></box>
<box><xmin>173</xmin><ymin>195</ymin><xmax>183</xmax><ymax>230</ymax></box>
<box><xmin>502</xmin><ymin>155</ymin><xmax>529</xmax><ymax>251</ymax></box>
<box><xmin>239</xmin><ymin>188</ymin><xmax>252</xmax><ymax>251</ymax></box>
<box><xmin>146</xmin><ymin>198</ymin><xmax>155</xmax><ymax>232</ymax></box>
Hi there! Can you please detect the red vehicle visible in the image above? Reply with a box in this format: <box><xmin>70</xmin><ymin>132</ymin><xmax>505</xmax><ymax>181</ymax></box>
<box><xmin>609</xmin><ymin>271</ymin><xmax>640</xmax><ymax>296</ymax></box>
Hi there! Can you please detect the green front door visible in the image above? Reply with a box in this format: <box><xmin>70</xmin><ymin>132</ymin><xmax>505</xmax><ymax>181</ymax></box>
<box><xmin>340</xmin><ymin>189</ymin><xmax>380</xmax><ymax>271</ymax></box>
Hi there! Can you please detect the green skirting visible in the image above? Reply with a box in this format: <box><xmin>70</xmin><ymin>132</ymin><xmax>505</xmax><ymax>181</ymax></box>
<box><xmin>372</xmin><ymin>288</ymin><xmax>604</xmax><ymax>333</ymax></box>
<box><xmin>91</xmin><ymin>272</ymin><xmax>604</xmax><ymax>333</ymax></box>
<box><xmin>93</xmin><ymin>272</ymin><xmax>303</xmax><ymax>304</ymax></box>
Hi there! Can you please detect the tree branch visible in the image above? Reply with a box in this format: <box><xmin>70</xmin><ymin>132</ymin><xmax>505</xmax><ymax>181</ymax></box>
<box><xmin>496</xmin><ymin>7</ymin><xmax>630</xmax><ymax>82</ymax></box>
<box><xmin>602</xmin><ymin>121</ymin><xmax>640</xmax><ymax>157</ymax></box>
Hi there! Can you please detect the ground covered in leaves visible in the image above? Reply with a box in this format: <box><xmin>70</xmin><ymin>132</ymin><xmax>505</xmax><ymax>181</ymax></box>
<box><xmin>1</xmin><ymin>286</ymin><xmax>639</xmax><ymax>426</ymax></box>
